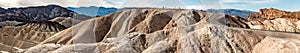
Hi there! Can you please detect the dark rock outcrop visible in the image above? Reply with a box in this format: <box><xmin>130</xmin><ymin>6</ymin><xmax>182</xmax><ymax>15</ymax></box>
<box><xmin>0</xmin><ymin>5</ymin><xmax>92</xmax><ymax>22</ymax></box>
<box><xmin>0</xmin><ymin>7</ymin><xmax>6</xmax><ymax>13</ymax></box>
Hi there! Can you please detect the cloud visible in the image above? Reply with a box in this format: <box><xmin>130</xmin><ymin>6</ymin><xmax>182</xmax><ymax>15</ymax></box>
<box><xmin>1</xmin><ymin>0</ymin><xmax>276</xmax><ymax>10</ymax></box>
<box><xmin>186</xmin><ymin>5</ymin><xmax>204</xmax><ymax>9</ymax></box>
<box><xmin>0</xmin><ymin>0</ymin><xmax>20</xmax><ymax>8</ymax></box>
<box><xmin>200</xmin><ymin>0</ymin><xmax>223</xmax><ymax>9</ymax></box>
<box><xmin>218</xmin><ymin>0</ymin><xmax>280</xmax><ymax>10</ymax></box>
<box><xmin>0</xmin><ymin>0</ymin><xmax>113</xmax><ymax>8</ymax></box>
<box><xmin>120</xmin><ymin>0</ymin><xmax>185</xmax><ymax>8</ymax></box>
<box><xmin>0</xmin><ymin>0</ymin><xmax>187</xmax><ymax>8</ymax></box>
<box><xmin>221</xmin><ymin>0</ymin><xmax>279</xmax><ymax>4</ymax></box>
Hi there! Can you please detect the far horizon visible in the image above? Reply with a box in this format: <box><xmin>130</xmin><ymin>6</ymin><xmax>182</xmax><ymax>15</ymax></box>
<box><xmin>0</xmin><ymin>0</ymin><xmax>299</xmax><ymax>11</ymax></box>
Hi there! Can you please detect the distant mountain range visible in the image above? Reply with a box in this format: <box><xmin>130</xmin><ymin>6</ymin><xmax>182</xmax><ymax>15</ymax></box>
<box><xmin>0</xmin><ymin>5</ymin><xmax>257</xmax><ymax>28</ymax></box>
<box><xmin>202</xmin><ymin>9</ymin><xmax>257</xmax><ymax>18</ymax></box>
<box><xmin>66</xmin><ymin>7</ymin><xmax>256</xmax><ymax>18</ymax></box>
<box><xmin>0</xmin><ymin>5</ymin><xmax>257</xmax><ymax>22</ymax></box>
<box><xmin>0</xmin><ymin>5</ymin><xmax>93</xmax><ymax>28</ymax></box>
<box><xmin>0</xmin><ymin>5</ymin><xmax>91</xmax><ymax>22</ymax></box>
<box><xmin>67</xmin><ymin>6</ymin><xmax>118</xmax><ymax>16</ymax></box>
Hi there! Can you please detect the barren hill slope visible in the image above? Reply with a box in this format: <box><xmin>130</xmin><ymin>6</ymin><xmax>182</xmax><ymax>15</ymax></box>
<box><xmin>20</xmin><ymin>8</ymin><xmax>300</xmax><ymax>53</ymax></box>
<box><xmin>0</xmin><ymin>21</ymin><xmax>66</xmax><ymax>52</ymax></box>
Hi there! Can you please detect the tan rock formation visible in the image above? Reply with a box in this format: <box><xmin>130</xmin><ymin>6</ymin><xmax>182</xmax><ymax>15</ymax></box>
<box><xmin>0</xmin><ymin>21</ymin><xmax>66</xmax><ymax>52</ymax></box>
<box><xmin>247</xmin><ymin>8</ymin><xmax>300</xmax><ymax>22</ymax></box>
<box><xmin>27</xmin><ymin>8</ymin><xmax>300</xmax><ymax>53</ymax></box>
<box><xmin>247</xmin><ymin>8</ymin><xmax>300</xmax><ymax>33</ymax></box>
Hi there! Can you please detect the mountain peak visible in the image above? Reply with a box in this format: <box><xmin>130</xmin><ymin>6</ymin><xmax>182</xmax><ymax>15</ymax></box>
<box><xmin>46</xmin><ymin>4</ymin><xmax>62</xmax><ymax>7</ymax></box>
<box><xmin>258</xmin><ymin>8</ymin><xmax>289</xmax><ymax>14</ymax></box>
<box><xmin>7</xmin><ymin>4</ymin><xmax>65</xmax><ymax>10</ymax></box>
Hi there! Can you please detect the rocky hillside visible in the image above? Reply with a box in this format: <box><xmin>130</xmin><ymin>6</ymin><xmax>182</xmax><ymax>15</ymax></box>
<box><xmin>0</xmin><ymin>5</ymin><xmax>92</xmax><ymax>28</ymax></box>
<box><xmin>247</xmin><ymin>8</ymin><xmax>300</xmax><ymax>21</ymax></box>
<box><xmin>17</xmin><ymin>8</ymin><xmax>300</xmax><ymax>53</ymax></box>
<box><xmin>0</xmin><ymin>5</ymin><xmax>91</xmax><ymax>22</ymax></box>
<box><xmin>246</xmin><ymin>8</ymin><xmax>300</xmax><ymax>33</ymax></box>
<box><xmin>0</xmin><ymin>21</ymin><xmax>66</xmax><ymax>52</ymax></box>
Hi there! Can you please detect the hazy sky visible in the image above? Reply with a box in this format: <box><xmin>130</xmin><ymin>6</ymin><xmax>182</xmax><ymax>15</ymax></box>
<box><xmin>0</xmin><ymin>0</ymin><xmax>299</xmax><ymax>11</ymax></box>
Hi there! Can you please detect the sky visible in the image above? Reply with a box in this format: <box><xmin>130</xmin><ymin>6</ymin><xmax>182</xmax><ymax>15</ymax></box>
<box><xmin>0</xmin><ymin>0</ymin><xmax>299</xmax><ymax>11</ymax></box>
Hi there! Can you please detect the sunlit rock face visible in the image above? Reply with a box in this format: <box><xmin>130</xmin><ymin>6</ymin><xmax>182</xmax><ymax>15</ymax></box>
<box><xmin>248</xmin><ymin>8</ymin><xmax>300</xmax><ymax>21</ymax></box>
<box><xmin>18</xmin><ymin>8</ymin><xmax>300</xmax><ymax>53</ymax></box>
<box><xmin>246</xmin><ymin>8</ymin><xmax>300</xmax><ymax>33</ymax></box>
